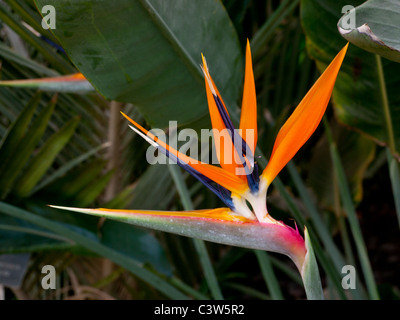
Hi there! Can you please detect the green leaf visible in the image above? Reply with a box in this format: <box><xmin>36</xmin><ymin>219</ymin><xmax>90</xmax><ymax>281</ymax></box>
<box><xmin>74</xmin><ymin>169</ymin><xmax>113</xmax><ymax>207</ymax></box>
<box><xmin>50</xmin><ymin>159</ymin><xmax>107</xmax><ymax>199</ymax></box>
<box><xmin>101</xmin><ymin>219</ymin><xmax>173</xmax><ymax>276</ymax></box>
<box><xmin>301</xmin><ymin>0</ymin><xmax>400</xmax><ymax>154</ymax></box>
<box><xmin>0</xmin><ymin>215</ymin><xmax>72</xmax><ymax>253</ymax></box>
<box><xmin>106</xmin><ymin>164</ymin><xmax>174</xmax><ymax>210</ymax></box>
<box><xmin>13</xmin><ymin>116</ymin><xmax>80</xmax><ymax>198</ymax></box>
<box><xmin>34</xmin><ymin>0</ymin><xmax>243</xmax><ymax>129</ymax></box>
<box><xmin>0</xmin><ymin>42</ymin><xmax>58</xmax><ymax>76</ymax></box>
<box><xmin>0</xmin><ymin>3</ymin><xmax>74</xmax><ymax>74</ymax></box>
<box><xmin>0</xmin><ymin>201</ymin><xmax>188</xmax><ymax>299</ymax></box>
<box><xmin>255</xmin><ymin>250</ymin><xmax>284</xmax><ymax>300</ymax></box>
<box><xmin>31</xmin><ymin>143</ymin><xmax>109</xmax><ymax>194</ymax></box>
<box><xmin>323</xmin><ymin>118</ymin><xmax>380</xmax><ymax>299</ymax></box>
<box><xmin>387</xmin><ymin>148</ymin><xmax>400</xmax><ymax>228</ymax></box>
<box><xmin>0</xmin><ymin>91</ymin><xmax>42</xmax><ymax>165</ymax></box>
<box><xmin>301</xmin><ymin>228</ymin><xmax>324</xmax><ymax>300</ymax></box>
<box><xmin>0</xmin><ymin>96</ymin><xmax>56</xmax><ymax>199</ymax></box>
<box><xmin>308</xmin><ymin>121</ymin><xmax>375</xmax><ymax>208</ymax></box>
<box><xmin>338</xmin><ymin>0</ymin><xmax>400</xmax><ymax>63</ymax></box>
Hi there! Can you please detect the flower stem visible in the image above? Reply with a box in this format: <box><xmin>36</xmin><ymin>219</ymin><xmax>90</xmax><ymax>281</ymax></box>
<box><xmin>375</xmin><ymin>54</ymin><xmax>400</xmax><ymax>228</ymax></box>
<box><xmin>387</xmin><ymin>148</ymin><xmax>400</xmax><ymax>229</ymax></box>
<box><xmin>375</xmin><ymin>54</ymin><xmax>396</xmax><ymax>155</ymax></box>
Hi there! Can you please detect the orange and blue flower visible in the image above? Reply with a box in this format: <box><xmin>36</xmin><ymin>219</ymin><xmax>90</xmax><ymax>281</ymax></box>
<box><xmin>52</xmin><ymin>41</ymin><xmax>348</xmax><ymax>273</ymax></box>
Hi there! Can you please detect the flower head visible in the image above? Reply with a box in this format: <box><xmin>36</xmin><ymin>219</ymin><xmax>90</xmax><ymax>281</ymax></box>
<box><xmin>121</xmin><ymin>40</ymin><xmax>348</xmax><ymax>225</ymax></box>
<box><xmin>52</xmin><ymin>41</ymin><xmax>348</xmax><ymax>275</ymax></box>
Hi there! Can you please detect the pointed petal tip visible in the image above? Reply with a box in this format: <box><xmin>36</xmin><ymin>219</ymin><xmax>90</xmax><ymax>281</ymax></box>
<box><xmin>261</xmin><ymin>44</ymin><xmax>348</xmax><ymax>185</ymax></box>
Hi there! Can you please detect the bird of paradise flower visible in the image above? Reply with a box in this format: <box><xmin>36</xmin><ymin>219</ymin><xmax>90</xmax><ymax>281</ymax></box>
<box><xmin>52</xmin><ymin>41</ymin><xmax>348</xmax><ymax>298</ymax></box>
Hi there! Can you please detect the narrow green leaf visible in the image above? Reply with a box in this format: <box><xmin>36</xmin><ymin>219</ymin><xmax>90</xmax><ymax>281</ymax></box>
<box><xmin>13</xmin><ymin>116</ymin><xmax>80</xmax><ymax>197</ymax></box>
<box><xmin>301</xmin><ymin>227</ymin><xmax>324</xmax><ymax>300</ymax></box>
<box><xmin>0</xmin><ymin>201</ymin><xmax>189</xmax><ymax>299</ymax></box>
<box><xmin>31</xmin><ymin>143</ymin><xmax>108</xmax><ymax>194</ymax></box>
<box><xmin>0</xmin><ymin>91</ymin><xmax>42</xmax><ymax>165</ymax></box>
<box><xmin>255</xmin><ymin>250</ymin><xmax>284</xmax><ymax>300</ymax></box>
<box><xmin>0</xmin><ymin>215</ymin><xmax>73</xmax><ymax>254</ymax></box>
<box><xmin>0</xmin><ymin>96</ymin><xmax>56</xmax><ymax>199</ymax></box>
<box><xmin>307</xmin><ymin>122</ymin><xmax>376</xmax><ymax>207</ymax></box>
<box><xmin>0</xmin><ymin>3</ymin><xmax>73</xmax><ymax>73</ymax></box>
<box><xmin>74</xmin><ymin>170</ymin><xmax>113</xmax><ymax>207</ymax></box>
<box><xmin>168</xmin><ymin>164</ymin><xmax>224</xmax><ymax>300</ymax></box>
<box><xmin>0</xmin><ymin>42</ymin><xmax>58</xmax><ymax>76</ymax></box>
<box><xmin>251</xmin><ymin>0</ymin><xmax>300</xmax><ymax>58</ymax></box>
<box><xmin>169</xmin><ymin>276</ymin><xmax>210</xmax><ymax>300</ymax></box>
<box><xmin>387</xmin><ymin>148</ymin><xmax>400</xmax><ymax>228</ymax></box>
<box><xmin>100</xmin><ymin>219</ymin><xmax>173</xmax><ymax>276</ymax></box>
<box><xmin>323</xmin><ymin>118</ymin><xmax>380</xmax><ymax>300</ymax></box>
<box><xmin>6</xmin><ymin>0</ymin><xmax>58</xmax><ymax>44</ymax></box>
<box><xmin>53</xmin><ymin>159</ymin><xmax>107</xmax><ymax>199</ymax></box>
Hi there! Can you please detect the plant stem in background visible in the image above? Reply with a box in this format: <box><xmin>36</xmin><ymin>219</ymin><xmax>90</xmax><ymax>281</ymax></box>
<box><xmin>168</xmin><ymin>164</ymin><xmax>223</xmax><ymax>300</ymax></box>
<box><xmin>251</xmin><ymin>0</ymin><xmax>300</xmax><ymax>57</ymax></box>
<box><xmin>375</xmin><ymin>56</ymin><xmax>396</xmax><ymax>155</ymax></box>
<box><xmin>105</xmin><ymin>101</ymin><xmax>122</xmax><ymax>201</ymax></box>
<box><xmin>102</xmin><ymin>101</ymin><xmax>123</xmax><ymax>285</ymax></box>
<box><xmin>255</xmin><ymin>250</ymin><xmax>284</xmax><ymax>299</ymax></box>
<box><xmin>387</xmin><ymin>148</ymin><xmax>400</xmax><ymax>228</ymax></box>
<box><xmin>323</xmin><ymin>117</ymin><xmax>380</xmax><ymax>300</ymax></box>
<box><xmin>375</xmin><ymin>54</ymin><xmax>400</xmax><ymax>228</ymax></box>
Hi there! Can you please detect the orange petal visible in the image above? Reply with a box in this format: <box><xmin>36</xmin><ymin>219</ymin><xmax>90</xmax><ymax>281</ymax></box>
<box><xmin>120</xmin><ymin>112</ymin><xmax>248</xmax><ymax>195</ymax></box>
<box><xmin>50</xmin><ymin>206</ymin><xmax>249</xmax><ymax>223</ymax></box>
<box><xmin>201</xmin><ymin>55</ymin><xmax>243</xmax><ymax>178</ymax></box>
<box><xmin>262</xmin><ymin>43</ymin><xmax>349</xmax><ymax>185</ymax></box>
<box><xmin>239</xmin><ymin>39</ymin><xmax>258</xmax><ymax>154</ymax></box>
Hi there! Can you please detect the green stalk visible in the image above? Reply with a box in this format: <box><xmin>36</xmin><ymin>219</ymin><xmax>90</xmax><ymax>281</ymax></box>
<box><xmin>169</xmin><ymin>276</ymin><xmax>210</xmax><ymax>300</ymax></box>
<box><xmin>168</xmin><ymin>164</ymin><xmax>224</xmax><ymax>300</ymax></box>
<box><xmin>387</xmin><ymin>149</ymin><xmax>400</xmax><ymax>228</ymax></box>
<box><xmin>251</xmin><ymin>0</ymin><xmax>300</xmax><ymax>57</ymax></box>
<box><xmin>287</xmin><ymin>162</ymin><xmax>364</xmax><ymax>300</ymax></box>
<box><xmin>287</xmin><ymin>162</ymin><xmax>347</xmax><ymax>269</ymax></box>
<box><xmin>323</xmin><ymin>118</ymin><xmax>380</xmax><ymax>300</ymax></box>
<box><xmin>375</xmin><ymin>55</ymin><xmax>396</xmax><ymax>154</ymax></box>
<box><xmin>255</xmin><ymin>250</ymin><xmax>284</xmax><ymax>300</ymax></box>
<box><xmin>375</xmin><ymin>55</ymin><xmax>400</xmax><ymax>228</ymax></box>
<box><xmin>266</xmin><ymin>174</ymin><xmax>347</xmax><ymax>299</ymax></box>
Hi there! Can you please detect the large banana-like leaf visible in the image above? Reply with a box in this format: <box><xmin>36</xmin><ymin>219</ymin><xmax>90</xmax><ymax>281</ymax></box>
<box><xmin>34</xmin><ymin>0</ymin><xmax>243</xmax><ymax>129</ymax></box>
<box><xmin>301</xmin><ymin>0</ymin><xmax>400</xmax><ymax>154</ymax></box>
<box><xmin>338</xmin><ymin>0</ymin><xmax>400</xmax><ymax>63</ymax></box>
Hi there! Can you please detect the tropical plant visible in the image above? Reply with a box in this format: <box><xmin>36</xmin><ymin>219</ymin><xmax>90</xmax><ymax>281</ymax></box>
<box><xmin>0</xmin><ymin>0</ymin><xmax>398</xmax><ymax>300</ymax></box>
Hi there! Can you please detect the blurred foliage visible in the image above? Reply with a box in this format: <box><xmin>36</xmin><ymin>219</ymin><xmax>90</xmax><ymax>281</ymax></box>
<box><xmin>0</xmin><ymin>0</ymin><xmax>398</xmax><ymax>300</ymax></box>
